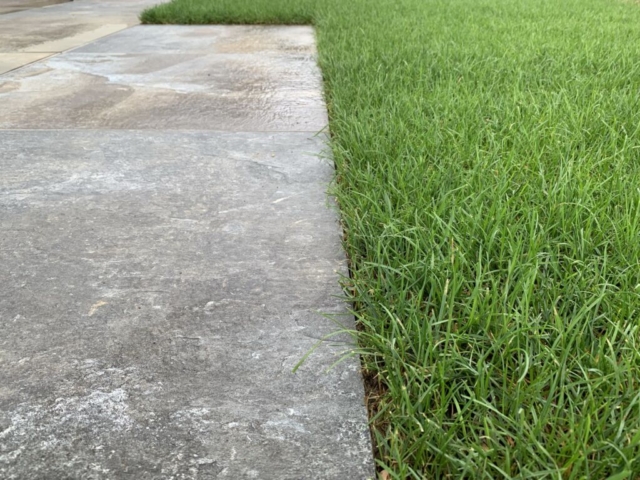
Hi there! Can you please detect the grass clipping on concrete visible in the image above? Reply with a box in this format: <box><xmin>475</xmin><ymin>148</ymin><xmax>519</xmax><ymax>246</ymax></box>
<box><xmin>142</xmin><ymin>0</ymin><xmax>640</xmax><ymax>477</ymax></box>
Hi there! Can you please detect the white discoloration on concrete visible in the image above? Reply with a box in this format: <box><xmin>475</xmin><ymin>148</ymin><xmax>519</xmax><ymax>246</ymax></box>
<box><xmin>1</xmin><ymin>388</ymin><xmax>133</xmax><ymax>460</ymax></box>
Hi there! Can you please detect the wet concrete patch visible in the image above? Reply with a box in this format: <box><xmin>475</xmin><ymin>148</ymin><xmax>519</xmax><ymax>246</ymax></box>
<box><xmin>0</xmin><ymin>0</ymin><xmax>68</xmax><ymax>7</ymax></box>
<box><xmin>0</xmin><ymin>38</ymin><xmax>328</xmax><ymax>131</ymax></box>
<box><xmin>0</xmin><ymin>0</ymin><xmax>152</xmax><ymax>52</ymax></box>
<box><xmin>21</xmin><ymin>23</ymin><xmax>129</xmax><ymax>52</ymax></box>
<box><xmin>0</xmin><ymin>7</ymin><xmax>26</xmax><ymax>14</ymax></box>
<box><xmin>0</xmin><ymin>130</ymin><xmax>373</xmax><ymax>479</ymax></box>
<box><xmin>0</xmin><ymin>0</ymin><xmax>68</xmax><ymax>14</ymax></box>
<box><xmin>74</xmin><ymin>24</ymin><xmax>317</xmax><ymax>55</ymax></box>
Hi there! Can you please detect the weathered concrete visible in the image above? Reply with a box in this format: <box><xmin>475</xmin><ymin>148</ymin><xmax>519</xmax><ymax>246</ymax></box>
<box><xmin>0</xmin><ymin>7</ymin><xmax>25</xmax><ymax>13</ymax></box>
<box><xmin>0</xmin><ymin>7</ymin><xmax>145</xmax><ymax>52</ymax></box>
<box><xmin>0</xmin><ymin>21</ymin><xmax>374</xmax><ymax>480</ymax></box>
<box><xmin>0</xmin><ymin>27</ymin><xmax>327</xmax><ymax>131</ymax></box>
<box><xmin>0</xmin><ymin>0</ymin><xmax>155</xmax><ymax>72</ymax></box>
<box><xmin>0</xmin><ymin>131</ymin><xmax>372</xmax><ymax>479</ymax></box>
<box><xmin>0</xmin><ymin>0</ymin><xmax>69</xmax><ymax>15</ymax></box>
<box><xmin>0</xmin><ymin>52</ymin><xmax>50</xmax><ymax>74</ymax></box>
<box><xmin>21</xmin><ymin>24</ymin><xmax>129</xmax><ymax>53</ymax></box>
<box><xmin>0</xmin><ymin>0</ymin><xmax>68</xmax><ymax>8</ymax></box>
<box><xmin>74</xmin><ymin>25</ymin><xmax>317</xmax><ymax>55</ymax></box>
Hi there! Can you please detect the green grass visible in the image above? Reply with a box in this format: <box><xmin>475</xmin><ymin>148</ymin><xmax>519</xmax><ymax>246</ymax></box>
<box><xmin>142</xmin><ymin>0</ymin><xmax>640</xmax><ymax>477</ymax></box>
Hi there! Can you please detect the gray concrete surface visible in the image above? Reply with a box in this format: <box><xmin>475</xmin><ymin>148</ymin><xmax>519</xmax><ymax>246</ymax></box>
<box><xmin>0</xmin><ymin>0</ymin><xmax>68</xmax><ymax>8</ymax></box>
<box><xmin>0</xmin><ymin>52</ymin><xmax>49</xmax><ymax>74</ymax></box>
<box><xmin>0</xmin><ymin>28</ymin><xmax>327</xmax><ymax>130</ymax></box>
<box><xmin>0</xmin><ymin>0</ymin><xmax>69</xmax><ymax>15</ymax></box>
<box><xmin>0</xmin><ymin>0</ymin><xmax>155</xmax><ymax>72</ymax></box>
<box><xmin>0</xmin><ymin>21</ymin><xmax>374</xmax><ymax>480</ymax></box>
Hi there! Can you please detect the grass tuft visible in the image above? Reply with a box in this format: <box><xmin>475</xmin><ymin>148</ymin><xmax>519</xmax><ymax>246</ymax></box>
<box><xmin>142</xmin><ymin>0</ymin><xmax>640</xmax><ymax>477</ymax></box>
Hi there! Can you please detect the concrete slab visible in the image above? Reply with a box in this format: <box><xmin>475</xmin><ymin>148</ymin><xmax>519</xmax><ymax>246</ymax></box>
<box><xmin>0</xmin><ymin>0</ymin><xmax>68</xmax><ymax>7</ymax></box>
<box><xmin>74</xmin><ymin>25</ymin><xmax>317</xmax><ymax>55</ymax></box>
<box><xmin>21</xmin><ymin>23</ymin><xmax>129</xmax><ymax>53</ymax></box>
<box><xmin>0</xmin><ymin>52</ymin><xmax>50</xmax><ymax>74</ymax></box>
<box><xmin>0</xmin><ymin>0</ymin><xmax>154</xmax><ymax>52</ymax></box>
<box><xmin>0</xmin><ymin>0</ymin><xmax>68</xmax><ymax>14</ymax></box>
<box><xmin>0</xmin><ymin>7</ymin><xmax>26</xmax><ymax>13</ymax></box>
<box><xmin>0</xmin><ymin>27</ymin><xmax>328</xmax><ymax>131</ymax></box>
<box><xmin>0</xmin><ymin>130</ymin><xmax>373</xmax><ymax>479</ymax></box>
<box><xmin>0</xmin><ymin>21</ymin><xmax>373</xmax><ymax>480</ymax></box>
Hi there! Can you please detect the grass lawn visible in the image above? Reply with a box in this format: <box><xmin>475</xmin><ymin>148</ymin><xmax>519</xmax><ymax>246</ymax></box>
<box><xmin>142</xmin><ymin>0</ymin><xmax>640</xmax><ymax>477</ymax></box>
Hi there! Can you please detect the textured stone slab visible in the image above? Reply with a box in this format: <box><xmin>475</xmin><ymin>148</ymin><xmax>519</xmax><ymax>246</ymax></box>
<box><xmin>0</xmin><ymin>0</ymin><xmax>68</xmax><ymax>7</ymax></box>
<box><xmin>0</xmin><ymin>21</ymin><xmax>372</xmax><ymax>479</ymax></box>
<box><xmin>0</xmin><ymin>29</ymin><xmax>328</xmax><ymax>131</ymax></box>
<box><xmin>0</xmin><ymin>7</ymin><xmax>26</xmax><ymax>14</ymax></box>
<box><xmin>21</xmin><ymin>23</ymin><xmax>128</xmax><ymax>52</ymax></box>
<box><xmin>0</xmin><ymin>0</ymin><xmax>68</xmax><ymax>14</ymax></box>
<box><xmin>0</xmin><ymin>130</ymin><xmax>374</xmax><ymax>479</ymax></box>
<box><xmin>0</xmin><ymin>52</ymin><xmax>50</xmax><ymax>74</ymax></box>
<box><xmin>0</xmin><ymin>0</ymin><xmax>153</xmax><ymax>52</ymax></box>
<box><xmin>75</xmin><ymin>25</ymin><xmax>317</xmax><ymax>55</ymax></box>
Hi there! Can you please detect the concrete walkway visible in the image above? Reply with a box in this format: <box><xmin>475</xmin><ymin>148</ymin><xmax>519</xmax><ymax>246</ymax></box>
<box><xmin>0</xmin><ymin>0</ymin><xmax>68</xmax><ymax>16</ymax></box>
<box><xmin>0</xmin><ymin>0</ymin><xmax>149</xmax><ymax>73</ymax></box>
<box><xmin>0</xmin><ymin>2</ymin><xmax>374</xmax><ymax>479</ymax></box>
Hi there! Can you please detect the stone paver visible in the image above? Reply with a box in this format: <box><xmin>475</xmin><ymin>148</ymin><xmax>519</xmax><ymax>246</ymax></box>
<box><xmin>0</xmin><ymin>7</ymin><xmax>374</xmax><ymax>480</ymax></box>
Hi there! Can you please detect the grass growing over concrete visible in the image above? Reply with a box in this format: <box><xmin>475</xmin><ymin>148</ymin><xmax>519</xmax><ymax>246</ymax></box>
<box><xmin>142</xmin><ymin>0</ymin><xmax>640</xmax><ymax>477</ymax></box>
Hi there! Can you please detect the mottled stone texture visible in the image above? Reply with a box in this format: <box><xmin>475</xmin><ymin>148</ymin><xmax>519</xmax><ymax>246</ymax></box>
<box><xmin>0</xmin><ymin>0</ymin><xmax>156</xmax><ymax>73</ymax></box>
<box><xmin>0</xmin><ymin>0</ymin><xmax>149</xmax><ymax>52</ymax></box>
<box><xmin>0</xmin><ymin>0</ymin><xmax>69</xmax><ymax>15</ymax></box>
<box><xmin>0</xmin><ymin>131</ymin><xmax>373</xmax><ymax>479</ymax></box>
<box><xmin>0</xmin><ymin>27</ymin><xmax>327</xmax><ymax>130</ymax></box>
<box><xmin>0</xmin><ymin>22</ymin><xmax>374</xmax><ymax>480</ymax></box>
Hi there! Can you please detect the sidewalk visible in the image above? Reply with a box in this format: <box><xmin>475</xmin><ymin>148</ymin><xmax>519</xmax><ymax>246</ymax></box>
<box><xmin>0</xmin><ymin>0</ymin><xmax>68</xmax><ymax>15</ymax></box>
<box><xmin>0</xmin><ymin>0</ymin><xmax>150</xmax><ymax>73</ymax></box>
<box><xmin>0</xmin><ymin>3</ymin><xmax>374</xmax><ymax>478</ymax></box>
